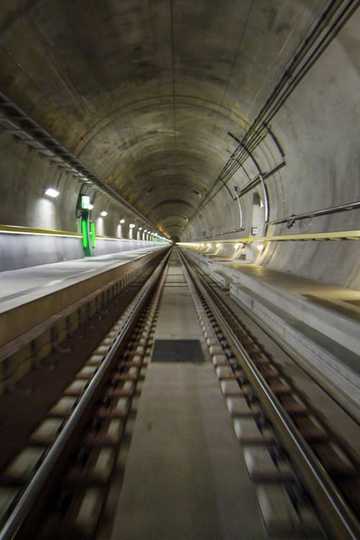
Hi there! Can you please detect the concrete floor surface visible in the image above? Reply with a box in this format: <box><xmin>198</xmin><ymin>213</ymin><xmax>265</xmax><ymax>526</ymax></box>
<box><xmin>0</xmin><ymin>247</ymin><xmax>160</xmax><ymax>314</ymax></box>
<box><xmin>110</xmin><ymin>257</ymin><xmax>265</xmax><ymax>539</ymax></box>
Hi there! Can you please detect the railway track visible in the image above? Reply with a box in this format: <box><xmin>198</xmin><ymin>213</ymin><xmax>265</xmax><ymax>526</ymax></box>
<box><xmin>179</xmin><ymin>248</ymin><xmax>360</xmax><ymax>540</ymax></box>
<box><xmin>0</xmin><ymin>250</ymin><xmax>170</xmax><ymax>539</ymax></box>
<box><xmin>0</xmin><ymin>246</ymin><xmax>359</xmax><ymax>539</ymax></box>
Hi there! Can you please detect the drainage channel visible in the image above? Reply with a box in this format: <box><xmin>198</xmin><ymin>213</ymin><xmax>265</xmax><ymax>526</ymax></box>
<box><xmin>0</xmin><ymin>251</ymin><xmax>170</xmax><ymax>540</ymax></box>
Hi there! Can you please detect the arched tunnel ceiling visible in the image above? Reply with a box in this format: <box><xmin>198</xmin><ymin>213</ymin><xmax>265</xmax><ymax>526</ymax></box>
<box><xmin>0</xmin><ymin>0</ymin><xmax>327</xmax><ymax>237</ymax></box>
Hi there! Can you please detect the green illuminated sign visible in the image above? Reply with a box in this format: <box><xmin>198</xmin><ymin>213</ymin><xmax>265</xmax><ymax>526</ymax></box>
<box><xmin>90</xmin><ymin>221</ymin><xmax>96</xmax><ymax>248</ymax></box>
<box><xmin>81</xmin><ymin>218</ymin><xmax>88</xmax><ymax>248</ymax></box>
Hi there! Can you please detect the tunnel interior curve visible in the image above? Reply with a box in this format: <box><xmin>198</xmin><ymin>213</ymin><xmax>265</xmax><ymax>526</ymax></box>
<box><xmin>0</xmin><ymin>1</ymin><xmax>359</xmax><ymax>286</ymax></box>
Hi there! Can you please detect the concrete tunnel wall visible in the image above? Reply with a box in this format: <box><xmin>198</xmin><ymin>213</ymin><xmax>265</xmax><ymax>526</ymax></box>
<box><xmin>183</xmin><ymin>10</ymin><xmax>360</xmax><ymax>289</ymax></box>
<box><xmin>0</xmin><ymin>2</ymin><xmax>358</xmax><ymax>287</ymax></box>
<box><xmin>0</xmin><ymin>129</ymin><xmax>160</xmax><ymax>270</ymax></box>
<box><xmin>0</xmin><ymin>126</ymin><xmax>153</xmax><ymax>236</ymax></box>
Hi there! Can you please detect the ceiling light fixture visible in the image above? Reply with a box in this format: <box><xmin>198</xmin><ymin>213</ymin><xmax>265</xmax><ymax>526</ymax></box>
<box><xmin>100</xmin><ymin>211</ymin><xmax>108</xmax><ymax>217</ymax></box>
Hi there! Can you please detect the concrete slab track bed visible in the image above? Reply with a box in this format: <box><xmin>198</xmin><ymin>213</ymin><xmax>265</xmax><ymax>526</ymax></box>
<box><xmin>110</xmin><ymin>255</ymin><xmax>266</xmax><ymax>540</ymax></box>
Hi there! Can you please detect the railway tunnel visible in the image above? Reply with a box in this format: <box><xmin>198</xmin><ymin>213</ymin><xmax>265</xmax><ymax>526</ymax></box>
<box><xmin>0</xmin><ymin>1</ymin><xmax>360</xmax><ymax>539</ymax></box>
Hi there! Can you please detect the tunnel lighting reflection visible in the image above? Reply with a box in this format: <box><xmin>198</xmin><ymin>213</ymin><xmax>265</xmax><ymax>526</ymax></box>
<box><xmin>96</xmin><ymin>216</ymin><xmax>104</xmax><ymax>236</ymax></box>
<box><xmin>34</xmin><ymin>198</ymin><xmax>56</xmax><ymax>229</ymax></box>
<box><xmin>45</xmin><ymin>187</ymin><xmax>60</xmax><ymax>198</ymax></box>
<box><xmin>100</xmin><ymin>211</ymin><xmax>108</xmax><ymax>217</ymax></box>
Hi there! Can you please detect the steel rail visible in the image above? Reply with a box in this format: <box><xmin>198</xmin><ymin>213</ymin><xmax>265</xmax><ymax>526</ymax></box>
<box><xmin>0</xmin><ymin>249</ymin><xmax>170</xmax><ymax>540</ymax></box>
<box><xmin>179</xmin><ymin>249</ymin><xmax>360</xmax><ymax>540</ymax></box>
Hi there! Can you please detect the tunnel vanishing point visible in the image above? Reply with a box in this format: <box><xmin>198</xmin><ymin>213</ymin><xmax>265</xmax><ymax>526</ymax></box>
<box><xmin>0</xmin><ymin>2</ymin><xmax>360</xmax><ymax>540</ymax></box>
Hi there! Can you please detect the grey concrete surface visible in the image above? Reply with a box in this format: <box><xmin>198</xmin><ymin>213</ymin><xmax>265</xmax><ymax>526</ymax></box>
<box><xmin>231</xmin><ymin>282</ymin><xmax>360</xmax><ymax>410</ymax></box>
<box><xmin>0</xmin><ymin>233</ymin><xmax>82</xmax><ymax>272</ymax></box>
<box><xmin>0</xmin><ymin>2</ymin><xmax>358</xmax><ymax>286</ymax></box>
<box><xmin>0</xmin><ymin>246</ymin><xmax>162</xmax><ymax>315</ymax></box>
<box><xmin>0</xmin><ymin>1</ymin><xmax>326</xmax><ymax>236</ymax></box>
<box><xmin>111</xmin><ymin>363</ymin><xmax>266</xmax><ymax>540</ymax></box>
<box><xmin>187</xmin><ymin>250</ymin><xmax>360</xmax><ymax>415</ymax></box>
<box><xmin>155</xmin><ymin>264</ymin><xmax>200</xmax><ymax>340</ymax></box>
<box><xmin>110</xmin><ymin>256</ymin><xmax>265</xmax><ymax>539</ymax></box>
<box><xmin>0</xmin><ymin>233</ymin><xmax>157</xmax><ymax>271</ymax></box>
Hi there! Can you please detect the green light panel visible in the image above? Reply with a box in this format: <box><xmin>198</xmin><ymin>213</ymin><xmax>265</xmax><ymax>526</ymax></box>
<box><xmin>81</xmin><ymin>218</ymin><xmax>88</xmax><ymax>248</ymax></box>
<box><xmin>91</xmin><ymin>221</ymin><xmax>96</xmax><ymax>247</ymax></box>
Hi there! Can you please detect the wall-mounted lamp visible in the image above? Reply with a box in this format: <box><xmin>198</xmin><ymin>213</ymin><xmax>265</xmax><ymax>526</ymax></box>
<box><xmin>45</xmin><ymin>187</ymin><xmax>60</xmax><ymax>198</ymax></box>
<box><xmin>120</xmin><ymin>218</ymin><xmax>125</xmax><ymax>224</ymax></box>
<box><xmin>100</xmin><ymin>211</ymin><xmax>108</xmax><ymax>217</ymax></box>
<box><xmin>129</xmin><ymin>223</ymin><xmax>135</xmax><ymax>228</ymax></box>
<box><xmin>138</xmin><ymin>227</ymin><xmax>142</xmax><ymax>231</ymax></box>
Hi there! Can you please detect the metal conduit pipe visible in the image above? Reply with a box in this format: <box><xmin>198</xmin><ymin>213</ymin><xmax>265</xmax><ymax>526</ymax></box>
<box><xmin>192</xmin><ymin>0</ymin><xmax>360</xmax><ymax>221</ymax></box>
<box><xmin>270</xmin><ymin>199</ymin><xmax>360</xmax><ymax>227</ymax></box>
<box><xmin>235</xmin><ymin>190</ymin><xmax>244</xmax><ymax>231</ymax></box>
<box><xmin>227</xmin><ymin>0</ymin><xmax>359</xmax><ymax>173</ymax></box>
